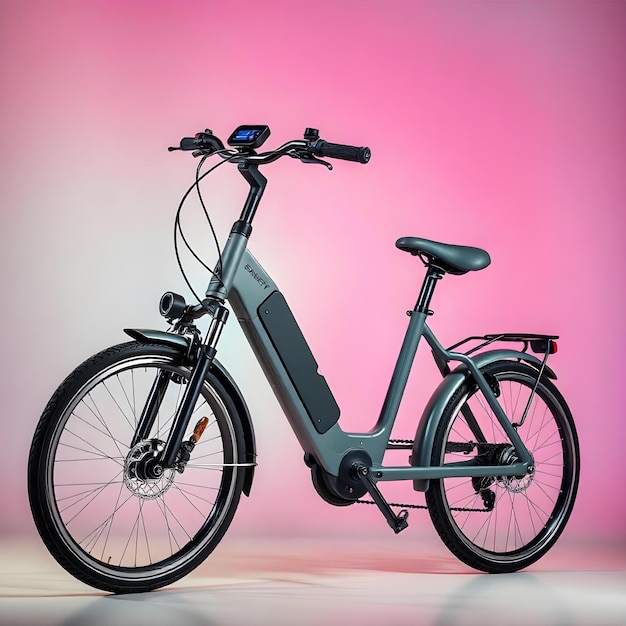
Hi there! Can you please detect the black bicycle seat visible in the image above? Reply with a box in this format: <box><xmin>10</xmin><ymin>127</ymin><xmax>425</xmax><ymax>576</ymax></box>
<box><xmin>396</xmin><ymin>237</ymin><xmax>491</xmax><ymax>275</ymax></box>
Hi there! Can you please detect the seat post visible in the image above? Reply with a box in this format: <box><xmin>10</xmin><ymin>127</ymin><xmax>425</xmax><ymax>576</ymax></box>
<box><xmin>414</xmin><ymin>266</ymin><xmax>444</xmax><ymax>314</ymax></box>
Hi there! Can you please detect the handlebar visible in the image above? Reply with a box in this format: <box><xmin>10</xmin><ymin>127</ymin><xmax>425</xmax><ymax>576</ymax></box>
<box><xmin>165</xmin><ymin>126</ymin><xmax>371</xmax><ymax>319</ymax></box>
<box><xmin>169</xmin><ymin>127</ymin><xmax>371</xmax><ymax>166</ymax></box>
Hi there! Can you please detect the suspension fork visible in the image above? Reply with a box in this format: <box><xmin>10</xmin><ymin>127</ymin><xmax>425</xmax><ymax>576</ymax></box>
<box><xmin>162</xmin><ymin>304</ymin><xmax>229</xmax><ymax>468</ymax></box>
<box><xmin>130</xmin><ymin>304</ymin><xmax>229</xmax><ymax>469</ymax></box>
<box><xmin>130</xmin><ymin>370</ymin><xmax>172</xmax><ymax>449</ymax></box>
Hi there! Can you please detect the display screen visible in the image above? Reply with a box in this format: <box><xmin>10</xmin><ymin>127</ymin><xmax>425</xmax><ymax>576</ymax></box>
<box><xmin>227</xmin><ymin>125</ymin><xmax>270</xmax><ymax>148</ymax></box>
<box><xmin>233</xmin><ymin>129</ymin><xmax>262</xmax><ymax>142</ymax></box>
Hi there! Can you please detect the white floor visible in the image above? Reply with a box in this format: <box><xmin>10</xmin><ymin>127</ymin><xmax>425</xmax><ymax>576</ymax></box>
<box><xmin>1</xmin><ymin>535</ymin><xmax>624</xmax><ymax>626</ymax></box>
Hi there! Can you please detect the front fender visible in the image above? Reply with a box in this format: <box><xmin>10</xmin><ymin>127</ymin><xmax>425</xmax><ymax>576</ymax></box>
<box><xmin>124</xmin><ymin>328</ymin><xmax>256</xmax><ymax>496</ymax></box>
<box><xmin>410</xmin><ymin>349</ymin><xmax>555</xmax><ymax>492</ymax></box>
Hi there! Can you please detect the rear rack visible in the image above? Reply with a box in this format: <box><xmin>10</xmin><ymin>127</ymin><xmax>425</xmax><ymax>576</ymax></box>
<box><xmin>439</xmin><ymin>333</ymin><xmax>559</xmax><ymax>429</ymax></box>
<box><xmin>447</xmin><ymin>333</ymin><xmax>558</xmax><ymax>356</ymax></box>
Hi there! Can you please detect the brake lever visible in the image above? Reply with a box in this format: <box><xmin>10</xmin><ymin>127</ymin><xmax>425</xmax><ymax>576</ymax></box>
<box><xmin>289</xmin><ymin>150</ymin><xmax>333</xmax><ymax>170</ymax></box>
<box><xmin>167</xmin><ymin>145</ymin><xmax>216</xmax><ymax>158</ymax></box>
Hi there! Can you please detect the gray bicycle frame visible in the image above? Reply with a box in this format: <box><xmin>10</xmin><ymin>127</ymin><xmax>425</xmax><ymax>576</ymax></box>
<box><xmin>206</xmin><ymin>230</ymin><xmax>535</xmax><ymax>486</ymax></box>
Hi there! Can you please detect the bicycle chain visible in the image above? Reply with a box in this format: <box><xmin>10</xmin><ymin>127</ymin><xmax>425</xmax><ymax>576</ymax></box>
<box><xmin>356</xmin><ymin>499</ymin><xmax>429</xmax><ymax>511</ymax></box>
<box><xmin>356</xmin><ymin>499</ymin><xmax>490</xmax><ymax>513</ymax></box>
<box><xmin>358</xmin><ymin>439</ymin><xmax>491</xmax><ymax>513</ymax></box>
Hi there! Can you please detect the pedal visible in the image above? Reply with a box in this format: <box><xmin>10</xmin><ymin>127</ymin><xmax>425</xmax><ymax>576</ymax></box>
<box><xmin>353</xmin><ymin>464</ymin><xmax>409</xmax><ymax>534</ymax></box>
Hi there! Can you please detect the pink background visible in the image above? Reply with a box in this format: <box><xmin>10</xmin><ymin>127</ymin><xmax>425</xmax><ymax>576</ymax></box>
<box><xmin>1</xmin><ymin>0</ymin><xmax>624</xmax><ymax>545</ymax></box>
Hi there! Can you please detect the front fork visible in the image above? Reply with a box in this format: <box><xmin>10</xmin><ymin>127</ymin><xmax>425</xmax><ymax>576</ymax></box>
<box><xmin>130</xmin><ymin>302</ymin><xmax>229</xmax><ymax>472</ymax></box>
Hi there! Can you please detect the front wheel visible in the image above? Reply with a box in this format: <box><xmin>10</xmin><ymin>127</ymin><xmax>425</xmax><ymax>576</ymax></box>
<box><xmin>425</xmin><ymin>360</ymin><xmax>579</xmax><ymax>573</ymax></box>
<box><xmin>28</xmin><ymin>342</ymin><xmax>248</xmax><ymax>593</ymax></box>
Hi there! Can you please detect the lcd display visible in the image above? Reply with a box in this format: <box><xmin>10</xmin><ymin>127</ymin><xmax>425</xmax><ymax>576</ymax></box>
<box><xmin>234</xmin><ymin>129</ymin><xmax>261</xmax><ymax>142</ymax></box>
<box><xmin>227</xmin><ymin>125</ymin><xmax>271</xmax><ymax>148</ymax></box>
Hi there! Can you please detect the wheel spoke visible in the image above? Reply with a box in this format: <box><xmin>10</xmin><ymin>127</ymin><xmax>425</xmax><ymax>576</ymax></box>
<box><xmin>81</xmin><ymin>390</ymin><xmax>128</xmax><ymax>459</ymax></box>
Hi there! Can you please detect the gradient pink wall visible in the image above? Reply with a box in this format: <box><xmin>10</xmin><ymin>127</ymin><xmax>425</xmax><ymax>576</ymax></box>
<box><xmin>1</xmin><ymin>1</ymin><xmax>624</xmax><ymax>542</ymax></box>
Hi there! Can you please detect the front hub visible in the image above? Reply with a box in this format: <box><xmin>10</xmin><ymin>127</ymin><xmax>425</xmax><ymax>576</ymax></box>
<box><xmin>124</xmin><ymin>439</ymin><xmax>175</xmax><ymax>500</ymax></box>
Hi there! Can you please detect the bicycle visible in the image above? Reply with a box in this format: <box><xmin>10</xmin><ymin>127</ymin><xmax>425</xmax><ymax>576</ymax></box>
<box><xmin>28</xmin><ymin>125</ymin><xmax>580</xmax><ymax>593</ymax></box>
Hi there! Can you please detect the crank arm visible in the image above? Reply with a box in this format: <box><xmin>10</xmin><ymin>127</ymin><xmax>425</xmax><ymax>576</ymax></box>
<box><xmin>353</xmin><ymin>464</ymin><xmax>409</xmax><ymax>534</ymax></box>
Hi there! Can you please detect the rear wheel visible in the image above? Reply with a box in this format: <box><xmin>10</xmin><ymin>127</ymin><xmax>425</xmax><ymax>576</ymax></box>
<box><xmin>28</xmin><ymin>342</ymin><xmax>247</xmax><ymax>593</ymax></box>
<box><xmin>426</xmin><ymin>360</ymin><xmax>579</xmax><ymax>572</ymax></box>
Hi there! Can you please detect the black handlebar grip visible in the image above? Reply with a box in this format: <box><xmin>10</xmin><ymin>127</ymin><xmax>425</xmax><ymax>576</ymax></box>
<box><xmin>313</xmin><ymin>140</ymin><xmax>371</xmax><ymax>164</ymax></box>
<box><xmin>180</xmin><ymin>137</ymin><xmax>197</xmax><ymax>151</ymax></box>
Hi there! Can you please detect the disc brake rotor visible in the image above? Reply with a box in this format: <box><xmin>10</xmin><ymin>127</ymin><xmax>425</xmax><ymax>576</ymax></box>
<box><xmin>124</xmin><ymin>439</ymin><xmax>175</xmax><ymax>500</ymax></box>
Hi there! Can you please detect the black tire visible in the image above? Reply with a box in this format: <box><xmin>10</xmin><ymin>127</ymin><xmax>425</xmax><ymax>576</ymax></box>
<box><xmin>425</xmin><ymin>360</ymin><xmax>579</xmax><ymax>573</ymax></box>
<box><xmin>28</xmin><ymin>342</ymin><xmax>247</xmax><ymax>593</ymax></box>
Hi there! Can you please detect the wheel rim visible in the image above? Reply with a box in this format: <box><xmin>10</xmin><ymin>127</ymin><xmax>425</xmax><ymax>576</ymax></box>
<box><xmin>44</xmin><ymin>355</ymin><xmax>239</xmax><ymax>578</ymax></box>
<box><xmin>438</xmin><ymin>369</ymin><xmax>577</xmax><ymax>563</ymax></box>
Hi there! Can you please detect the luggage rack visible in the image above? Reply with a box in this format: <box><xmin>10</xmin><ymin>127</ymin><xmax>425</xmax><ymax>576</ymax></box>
<box><xmin>428</xmin><ymin>332</ymin><xmax>559</xmax><ymax>381</ymax></box>
<box><xmin>433</xmin><ymin>333</ymin><xmax>560</xmax><ymax>428</ymax></box>
<box><xmin>447</xmin><ymin>333</ymin><xmax>559</xmax><ymax>357</ymax></box>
